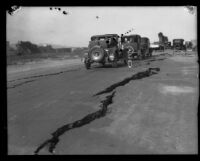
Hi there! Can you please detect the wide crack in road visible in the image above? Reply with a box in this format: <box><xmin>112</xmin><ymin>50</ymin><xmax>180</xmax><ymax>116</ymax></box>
<box><xmin>7</xmin><ymin>68</ymin><xmax>82</xmax><ymax>89</ymax></box>
<box><xmin>34</xmin><ymin>67</ymin><xmax>160</xmax><ymax>155</ymax></box>
<box><xmin>94</xmin><ymin>67</ymin><xmax>160</xmax><ymax>96</ymax></box>
<box><xmin>7</xmin><ymin>55</ymin><xmax>165</xmax><ymax>89</ymax></box>
<box><xmin>34</xmin><ymin>91</ymin><xmax>116</xmax><ymax>154</ymax></box>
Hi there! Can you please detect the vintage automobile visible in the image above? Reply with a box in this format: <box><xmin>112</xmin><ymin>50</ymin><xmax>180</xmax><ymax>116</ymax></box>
<box><xmin>173</xmin><ymin>39</ymin><xmax>186</xmax><ymax>51</ymax></box>
<box><xmin>141</xmin><ymin>37</ymin><xmax>151</xmax><ymax>58</ymax></box>
<box><xmin>150</xmin><ymin>42</ymin><xmax>159</xmax><ymax>51</ymax></box>
<box><xmin>185</xmin><ymin>41</ymin><xmax>193</xmax><ymax>51</ymax></box>
<box><xmin>166</xmin><ymin>42</ymin><xmax>172</xmax><ymax>49</ymax></box>
<box><xmin>158</xmin><ymin>32</ymin><xmax>166</xmax><ymax>51</ymax></box>
<box><xmin>121</xmin><ymin>34</ymin><xmax>142</xmax><ymax>67</ymax></box>
<box><xmin>83</xmin><ymin>34</ymin><xmax>126</xmax><ymax>69</ymax></box>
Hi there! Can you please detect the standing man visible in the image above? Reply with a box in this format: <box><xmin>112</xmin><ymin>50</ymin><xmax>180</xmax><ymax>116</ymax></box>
<box><xmin>120</xmin><ymin>34</ymin><xmax>125</xmax><ymax>49</ymax></box>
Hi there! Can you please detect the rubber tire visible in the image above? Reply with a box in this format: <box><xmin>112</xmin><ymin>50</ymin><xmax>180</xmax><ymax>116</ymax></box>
<box><xmin>112</xmin><ymin>60</ymin><xmax>118</xmax><ymax>68</ymax></box>
<box><xmin>138</xmin><ymin>50</ymin><xmax>143</xmax><ymax>60</ymax></box>
<box><xmin>142</xmin><ymin>53</ymin><xmax>146</xmax><ymax>60</ymax></box>
<box><xmin>90</xmin><ymin>46</ymin><xmax>105</xmax><ymax>62</ymax></box>
<box><xmin>101</xmin><ymin>62</ymin><xmax>105</xmax><ymax>67</ymax></box>
<box><xmin>138</xmin><ymin>54</ymin><xmax>143</xmax><ymax>60</ymax></box>
<box><xmin>124</xmin><ymin>45</ymin><xmax>134</xmax><ymax>56</ymax></box>
<box><xmin>124</xmin><ymin>59</ymin><xmax>127</xmax><ymax>65</ymax></box>
<box><xmin>84</xmin><ymin>61</ymin><xmax>91</xmax><ymax>69</ymax></box>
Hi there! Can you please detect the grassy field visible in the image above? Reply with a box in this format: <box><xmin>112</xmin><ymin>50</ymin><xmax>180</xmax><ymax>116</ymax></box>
<box><xmin>7</xmin><ymin>49</ymin><xmax>86</xmax><ymax>65</ymax></box>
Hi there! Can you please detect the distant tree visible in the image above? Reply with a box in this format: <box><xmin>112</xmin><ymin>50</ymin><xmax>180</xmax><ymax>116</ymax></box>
<box><xmin>45</xmin><ymin>45</ymin><xmax>54</xmax><ymax>52</ymax></box>
<box><xmin>38</xmin><ymin>44</ymin><xmax>56</xmax><ymax>53</ymax></box>
<box><xmin>158</xmin><ymin>32</ymin><xmax>163</xmax><ymax>37</ymax></box>
<box><xmin>158</xmin><ymin>32</ymin><xmax>164</xmax><ymax>44</ymax></box>
<box><xmin>164</xmin><ymin>36</ymin><xmax>168</xmax><ymax>43</ymax></box>
<box><xmin>16</xmin><ymin>41</ymin><xmax>40</xmax><ymax>55</ymax></box>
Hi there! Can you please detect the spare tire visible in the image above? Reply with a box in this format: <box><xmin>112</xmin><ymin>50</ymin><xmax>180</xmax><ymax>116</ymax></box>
<box><xmin>90</xmin><ymin>46</ymin><xmax>105</xmax><ymax>62</ymax></box>
<box><xmin>124</xmin><ymin>45</ymin><xmax>134</xmax><ymax>53</ymax></box>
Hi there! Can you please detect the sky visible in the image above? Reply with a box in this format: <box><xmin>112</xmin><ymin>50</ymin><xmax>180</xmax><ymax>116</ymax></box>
<box><xmin>6</xmin><ymin>6</ymin><xmax>197</xmax><ymax>47</ymax></box>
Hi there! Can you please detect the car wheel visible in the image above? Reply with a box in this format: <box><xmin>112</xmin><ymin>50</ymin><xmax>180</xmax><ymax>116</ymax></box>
<box><xmin>142</xmin><ymin>54</ymin><xmax>146</xmax><ymax>59</ymax></box>
<box><xmin>84</xmin><ymin>61</ymin><xmax>91</xmax><ymax>69</ymax></box>
<box><xmin>112</xmin><ymin>60</ymin><xmax>118</xmax><ymax>68</ymax></box>
<box><xmin>101</xmin><ymin>62</ymin><xmax>105</xmax><ymax>66</ymax></box>
<box><xmin>138</xmin><ymin>50</ymin><xmax>143</xmax><ymax>60</ymax></box>
<box><xmin>138</xmin><ymin>54</ymin><xmax>142</xmax><ymax>60</ymax></box>
<box><xmin>124</xmin><ymin>59</ymin><xmax>127</xmax><ymax>65</ymax></box>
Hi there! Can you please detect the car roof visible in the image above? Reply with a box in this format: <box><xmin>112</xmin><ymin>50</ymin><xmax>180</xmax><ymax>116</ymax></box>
<box><xmin>91</xmin><ymin>34</ymin><xmax>119</xmax><ymax>39</ymax></box>
<box><xmin>141</xmin><ymin>37</ymin><xmax>149</xmax><ymax>40</ymax></box>
<box><xmin>123</xmin><ymin>34</ymin><xmax>141</xmax><ymax>38</ymax></box>
<box><xmin>173</xmin><ymin>39</ymin><xmax>184</xmax><ymax>41</ymax></box>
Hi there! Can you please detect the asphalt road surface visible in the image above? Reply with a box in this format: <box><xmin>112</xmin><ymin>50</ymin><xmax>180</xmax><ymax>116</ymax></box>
<box><xmin>7</xmin><ymin>51</ymin><xmax>198</xmax><ymax>154</ymax></box>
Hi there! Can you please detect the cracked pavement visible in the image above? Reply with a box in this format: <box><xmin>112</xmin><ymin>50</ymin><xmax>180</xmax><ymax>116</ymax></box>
<box><xmin>7</xmin><ymin>51</ymin><xmax>198</xmax><ymax>154</ymax></box>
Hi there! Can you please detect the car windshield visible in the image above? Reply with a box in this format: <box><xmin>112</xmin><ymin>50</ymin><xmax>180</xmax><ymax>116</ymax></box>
<box><xmin>122</xmin><ymin>36</ymin><xmax>138</xmax><ymax>43</ymax></box>
<box><xmin>99</xmin><ymin>38</ymin><xmax>106</xmax><ymax>41</ymax></box>
<box><xmin>141</xmin><ymin>38</ymin><xmax>148</xmax><ymax>43</ymax></box>
<box><xmin>91</xmin><ymin>34</ymin><xmax>118</xmax><ymax>41</ymax></box>
<box><xmin>173</xmin><ymin>40</ymin><xmax>183</xmax><ymax>43</ymax></box>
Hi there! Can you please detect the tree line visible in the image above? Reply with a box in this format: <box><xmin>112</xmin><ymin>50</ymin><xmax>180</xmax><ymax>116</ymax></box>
<box><xmin>7</xmin><ymin>41</ymin><xmax>72</xmax><ymax>55</ymax></box>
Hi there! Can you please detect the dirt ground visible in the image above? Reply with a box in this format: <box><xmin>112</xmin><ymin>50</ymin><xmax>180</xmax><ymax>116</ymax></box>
<box><xmin>7</xmin><ymin>50</ymin><xmax>198</xmax><ymax>154</ymax></box>
<box><xmin>7</xmin><ymin>58</ymin><xmax>82</xmax><ymax>81</ymax></box>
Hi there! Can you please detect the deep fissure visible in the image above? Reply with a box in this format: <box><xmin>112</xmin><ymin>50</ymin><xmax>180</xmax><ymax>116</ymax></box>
<box><xmin>94</xmin><ymin>67</ymin><xmax>160</xmax><ymax>96</ymax></box>
<box><xmin>34</xmin><ymin>67</ymin><xmax>160</xmax><ymax>155</ymax></box>
<box><xmin>34</xmin><ymin>91</ymin><xmax>115</xmax><ymax>155</ymax></box>
<box><xmin>7</xmin><ymin>79</ymin><xmax>37</xmax><ymax>89</ymax></box>
<box><xmin>7</xmin><ymin>68</ymin><xmax>81</xmax><ymax>89</ymax></box>
<box><xmin>8</xmin><ymin>68</ymin><xmax>81</xmax><ymax>83</ymax></box>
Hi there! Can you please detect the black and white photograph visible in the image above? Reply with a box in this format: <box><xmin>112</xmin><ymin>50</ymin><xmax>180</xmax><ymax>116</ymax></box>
<box><xmin>6</xmin><ymin>6</ymin><xmax>198</xmax><ymax>155</ymax></box>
